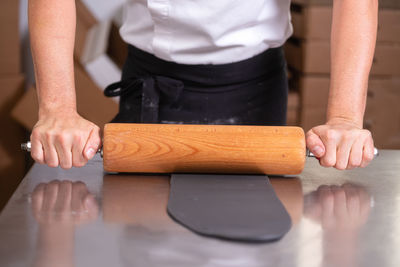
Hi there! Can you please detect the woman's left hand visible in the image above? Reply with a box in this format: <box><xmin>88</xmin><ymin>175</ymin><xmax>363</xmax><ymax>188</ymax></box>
<box><xmin>305</xmin><ymin>119</ymin><xmax>375</xmax><ymax>170</ymax></box>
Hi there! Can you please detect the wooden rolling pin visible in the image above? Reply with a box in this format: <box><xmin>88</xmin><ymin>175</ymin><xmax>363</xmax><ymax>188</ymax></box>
<box><xmin>21</xmin><ymin>123</ymin><xmax>379</xmax><ymax>174</ymax></box>
<box><xmin>102</xmin><ymin>123</ymin><xmax>306</xmax><ymax>175</ymax></box>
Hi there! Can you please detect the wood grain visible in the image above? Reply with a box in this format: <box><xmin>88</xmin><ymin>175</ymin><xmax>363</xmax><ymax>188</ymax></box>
<box><xmin>103</xmin><ymin>123</ymin><xmax>306</xmax><ymax>175</ymax></box>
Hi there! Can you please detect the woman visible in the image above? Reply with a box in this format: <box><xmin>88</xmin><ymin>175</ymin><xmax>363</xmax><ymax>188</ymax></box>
<box><xmin>28</xmin><ymin>0</ymin><xmax>377</xmax><ymax>170</ymax></box>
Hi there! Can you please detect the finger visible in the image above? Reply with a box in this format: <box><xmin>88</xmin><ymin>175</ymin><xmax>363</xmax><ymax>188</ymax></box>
<box><xmin>361</xmin><ymin>132</ymin><xmax>374</xmax><ymax>168</ymax></box>
<box><xmin>84</xmin><ymin>194</ymin><xmax>99</xmax><ymax>221</ymax></box>
<box><xmin>72</xmin><ymin>134</ymin><xmax>88</xmax><ymax>168</ymax></box>
<box><xmin>335</xmin><ymin>134</ymin><xmax>354</xmax><ymax>170</ymax></box>
<box><xmin>331</xmin><ymin>185</ymin><xmax>347</xmax><ymax>219</ymax></box>
<box><xmin>42</xmin><ymin>180</ymin><xmax>60</xmax><ymax>212</ymax></box>
<box><xmin>72</xmin><ymin>181</ymin><xmax>89</xmax><ymax>213</ymax></box>
<box><xmin>342</xmin><ymin>184</ymin><xmax>360</xmax><ymax>215</ymax></box>
<box><xmin>54</xmin><ymin>136</ymin><xmax>73</xmax><ymax>170</ymax></box>
<box><xmin>357</xmin><ymin>187</ymin><xmax>372</xmax><ymax>222</ymax></box>
<box><xmin>318</xmin><ymin>185</ymin><xmax>334</xmax><ymax>226</ymax></box>
<box><xmin>30</xmin><ymin>132</ymin><xmax>45</xmax><ymax>164</ymax></box>
<box><xmin>83</xmin><ymin>126</ymin><xmax>101</xmax><ymax>161</ymax></box>
<box><xmin>54</xmin><ymin>180</ymin><xmax>72</xmax><ymax>213</ymax></box>
<box><xmin>84</xmin><ymin>194</ymin><xmax>98</xmax><ymax>210</ymax></box>
<box><xmin>318</xmin><ymin>130</ymin><xmax>338</xmax><ymax>168</ymax></box>
<box><xmin>42</xmin><ymin>135</ymin><xmax>59</xmax><ymax>168</ymax></box>
<box><xmin>31</xmin><ymin>183</ymin><xmax>46</xmax><ymax>214</ymax></box>
<box><xmin>347</xmin><ymin>137</ymin><xmax>364</xmax><ymax>169</ymax></box>
<box><xmin>303</xmin><ymin>192</ymin><xmax>322</xmax><ymax>221</ymax></box>
<box><xmin>306</xmin><ymin>130</ymin><xmax>325</xmax><ymax>158</ymax></box>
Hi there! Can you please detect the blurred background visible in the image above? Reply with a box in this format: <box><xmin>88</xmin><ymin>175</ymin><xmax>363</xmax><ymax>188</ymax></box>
<box><xmin>0</xmin><ymin>0</ymin><xmax>399</xmax><ymax>210</ymax></box>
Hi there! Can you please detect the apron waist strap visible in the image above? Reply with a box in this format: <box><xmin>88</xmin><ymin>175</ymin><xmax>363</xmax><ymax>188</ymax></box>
<box><xmin>104</xmin><ymin>75</ymin><xmax>183</xmax><ymax>123</ymax></box>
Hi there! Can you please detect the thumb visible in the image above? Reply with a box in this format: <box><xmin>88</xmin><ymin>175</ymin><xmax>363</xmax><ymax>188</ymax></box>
<box><xmin>83</xmin><ymin>128</ymin><xmax>101</xmax><ymax>160</ymax></box>
<box><xmin>306</xmin><ymin>129</ymin><xmax>326</xmax><ymax>158</ymax></box>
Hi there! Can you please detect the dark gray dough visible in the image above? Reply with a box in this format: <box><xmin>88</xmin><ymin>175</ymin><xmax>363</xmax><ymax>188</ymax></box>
<box><xmin>167</xmin><ymin>174</ymin><xmax>292</xmax><ymax>242</ymax></box>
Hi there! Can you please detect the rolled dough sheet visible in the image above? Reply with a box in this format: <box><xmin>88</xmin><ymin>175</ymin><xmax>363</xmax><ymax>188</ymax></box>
<box><xmin>167</xmin><ymin>174</ymin><xmax>292</xmax><ymax>242</ymax></box>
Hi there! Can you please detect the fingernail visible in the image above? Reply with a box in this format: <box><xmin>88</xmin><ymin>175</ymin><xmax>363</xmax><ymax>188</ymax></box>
<box><xmin>86</xmin><ymin>148</ymin><xmax>95</xmax><ymax>159</ymax></box>
<box><xmin>312</xmin><ymin>146</ymin><xmax>324</xmax><ymax>157</ymax></box>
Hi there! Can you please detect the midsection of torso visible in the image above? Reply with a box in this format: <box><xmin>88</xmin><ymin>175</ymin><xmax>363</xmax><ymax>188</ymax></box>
<box><xmin>120</xmin><ymin>0</ymin><xmax>293</xmax><ymax>65</ymax></box>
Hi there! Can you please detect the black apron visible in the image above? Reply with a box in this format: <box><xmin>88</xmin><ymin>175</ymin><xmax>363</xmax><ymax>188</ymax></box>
<box><xmin>104</xmin><ymin>45</ymin><xmax>288</xmax><ymax>126</ymax></box>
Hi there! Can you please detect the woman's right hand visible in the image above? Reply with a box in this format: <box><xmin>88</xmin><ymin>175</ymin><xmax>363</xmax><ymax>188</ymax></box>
<box><xmin>30</xmin><ymin>110</ymin><xmax>101</xmax><ymax>169</ymax></box>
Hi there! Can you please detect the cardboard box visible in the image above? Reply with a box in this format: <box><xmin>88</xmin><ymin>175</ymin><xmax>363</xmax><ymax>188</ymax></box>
<box><xmin>74</xmin><ymin>63</ymin><xmax>119</xmax><ymax>126</ymax></box>
<box><xmin>299</xmin><ymin>106</ymin><xmax>326</xmax><ymax>132</ymax></box>
<box><xmin>75</xmin><ymin>0</ymin><xmax>126</xmax><ymax>65</ymax></box>
<box><xmin>84</xmin><ymin>54</ymin><xmax>122</xmax><ymax>92</ymax></box>
<box><xmin>291</xmin><ymin>4</ymin><xmax>332</xmax><ymax>41</ymax></box>
<box><xmin>371</xmin><ymin>44</ymin><xmax>400</xmax><ymax>76</ymax></box>
<box><xmin>285</xmin><ymin>39</ymin><xmax>400</xmax><ymax>75</ymax></box>
<box><xmin>291</xmin><ymin>5</ymin><xmax>400</xmax><ymax>43</ymax></box>
<box><xmin>0</xmin><ymin>75</ymin><xmax>26</xmax><ymax>211</ymax></box>
<box><xmin>75</xmin><ymin>0</ymin><xmax>111</xmax><ymax>64</ymax></box>
<box><xmin>364</xmin><ymin>77</ymin><xmax>400</xmax><ymax>149</ymax></box>
<box><xmin>10</xmin><ymin>85</ymin><xmax>38</xmax><ymax>131</ymax></box>
<box><xmin>75</xmin><ymin>0</ymin><xmax>125</xmax><ymax>92</ymax></box>
<box><xmin>297</xmin><ymin>75</ymin><xmax>330</xmax><ymax>108</ymax></box>
<box><xmin>291</xmin><ymin>0</ymin><xmax>400</xmax><ymax>9</ymax></box>
<box><xmin>0</xmin><ymin>0</ymin><xmax>21</xmax><ymax>75</ymax></box>
<box><xmin>107</xmin><ymin>23</ymin><xmax>128</xmax><ymax>69</ymax></box>
<box><xmin>81</xmin><ymin>0</ymin><xmax>125</xmax><ymax>21</ymax></box>
<box><xmin>295</xmin><ymin>75</ymin><xmax>328</xmax><ymax>131</ymax></box>
<box><xmin>284</xmin><ymin>39</ymin><xmax>330</xmax><ymax>74</ymax></box>
<box><xmin>287</xmin><ymin>91</ymin><xmax>300</xmax><ymax>126</ymax></box>
<box><xmin>11</xmin><ymin>64</ymin><xmax>118</xmax><ymax>131</ymax></box>
<box><xmin>377</xmin><ymin>9</ymin><xmax>400</xmax><ymax>43</ymax></box>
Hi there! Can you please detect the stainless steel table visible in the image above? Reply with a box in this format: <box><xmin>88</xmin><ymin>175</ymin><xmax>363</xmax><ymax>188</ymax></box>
<box><xmin>1</xmin><ymin>150</ymin><xmax>400</xmax><ymax>267</ymax></box>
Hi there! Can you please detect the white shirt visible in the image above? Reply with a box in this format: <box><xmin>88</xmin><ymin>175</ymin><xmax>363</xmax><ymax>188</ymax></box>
<box><xmin>120</xmin><ymin>0</ymin><xmax>292</xmax><ymax>65</ymax></box>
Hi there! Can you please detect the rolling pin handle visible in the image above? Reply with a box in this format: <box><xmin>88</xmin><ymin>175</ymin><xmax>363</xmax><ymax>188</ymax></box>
<box><xmin>21</xmin><ymin>141</ymin><xmax>103</xmax><ymax>158</ymax></box>
<box><xmin>21</xmin><ymin>142</ymin><xmax>31</xmax><ymax>152</ymax></box>
<box><xmin>307</xmin><ymin>147</ymin><xmax>379</xmax><ymax>158</ymax></box>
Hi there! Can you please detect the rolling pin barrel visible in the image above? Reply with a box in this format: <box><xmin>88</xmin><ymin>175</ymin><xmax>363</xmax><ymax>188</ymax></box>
<box><xmin>103</xmin><ymin>124</ymin><xmax>306</xmax><ymax>175</ymax></box>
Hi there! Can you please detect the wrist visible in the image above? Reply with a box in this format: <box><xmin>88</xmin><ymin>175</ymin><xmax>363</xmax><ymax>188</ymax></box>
<box><xmin>38</xmin><ymin>104</ymin><xmax>77</xmax><ymax>120</ymax></box>
<box><xmin>36</xmin><ymin>85</ymin><xmax>77</xmax><ymax>119</ymax></box>
<box><xmin>326</xmin><ymin>115</ymin><xmax>363</xmax><ymax>129</ymax></box>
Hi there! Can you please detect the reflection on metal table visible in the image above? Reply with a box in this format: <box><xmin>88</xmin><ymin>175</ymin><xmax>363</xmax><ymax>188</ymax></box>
<box><xmin>0</xmin><ymin>150</ymin><xmax>400</xmax><ymax>267</ymax></box>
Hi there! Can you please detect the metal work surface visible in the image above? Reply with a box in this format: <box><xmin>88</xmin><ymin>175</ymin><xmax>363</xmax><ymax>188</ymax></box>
<box><xmin>1</xmin><ymin>150</ymin><xmax>400</xmax><ymax>267</ymax></box>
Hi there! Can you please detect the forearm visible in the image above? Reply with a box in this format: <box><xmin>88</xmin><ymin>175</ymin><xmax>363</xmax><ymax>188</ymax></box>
<box><xmin>327</xmin><ymin>0</ymin><xmax>378</xmax><ymax>127</ymax></box>
<box><xmin>28</xmin><ymin>0</ymin><xmax>77</xmax><ymax>118</ymax></box>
